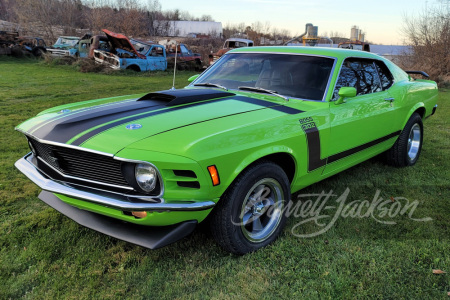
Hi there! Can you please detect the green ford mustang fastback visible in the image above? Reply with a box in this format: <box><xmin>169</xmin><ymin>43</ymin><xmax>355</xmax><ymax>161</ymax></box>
<box><xmin>15</xmin><ymin>46</ymin><xmax>438</xmax><ymax>254</ymax></box>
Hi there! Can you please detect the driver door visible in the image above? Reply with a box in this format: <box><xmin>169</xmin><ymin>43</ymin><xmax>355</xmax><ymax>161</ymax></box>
<box><xmin>324</xmin><ymin>58</ymin><xmax>397</xmax><ymax>174</ymax></box>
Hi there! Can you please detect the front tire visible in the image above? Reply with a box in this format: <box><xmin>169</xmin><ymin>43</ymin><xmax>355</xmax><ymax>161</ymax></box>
<box><xmin>210</xmin><ymin>161</ymin><xmax>290</xmax><ymax>255</ymax></box>
<box><xmin>385</xmin><ymin>113</ymin><xmax>423</xmax><ymax>167</ymax></box>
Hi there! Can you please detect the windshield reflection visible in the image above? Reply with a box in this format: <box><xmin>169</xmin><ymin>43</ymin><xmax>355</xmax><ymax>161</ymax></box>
<box><xmin>194</xmin><ymin>53</ymin><xmax>334</xmax><ymax>101</ymax></box>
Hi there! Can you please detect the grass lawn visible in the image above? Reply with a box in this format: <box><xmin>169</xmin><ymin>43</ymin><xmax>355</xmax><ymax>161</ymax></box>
<box><xmin>0</xmin><ymin>57</ymin><xmax>448</xmax><ymax>299</ymax></box>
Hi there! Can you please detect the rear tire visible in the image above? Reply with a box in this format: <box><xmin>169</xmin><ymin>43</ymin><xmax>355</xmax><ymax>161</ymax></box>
<box><xmin>385</xmin><ymin>113</ymin><xmax>423</xmax><ymax>167</ymax></box>
<box><xmin>210</xmin><ymin>161</ymin><xmax>290</xmax><ymax>255</ymax></box>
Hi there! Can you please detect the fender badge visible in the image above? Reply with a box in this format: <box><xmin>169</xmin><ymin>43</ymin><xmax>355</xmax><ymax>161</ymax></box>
<box><xmin>126</xmin><ymin>124</ymin><xmax>142</xmax><ymax>130</ymax></box>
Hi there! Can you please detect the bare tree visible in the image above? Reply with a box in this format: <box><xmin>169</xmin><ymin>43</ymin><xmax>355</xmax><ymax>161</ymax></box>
<box><xmin>401</xmin><ymin>5</ymin><xmax>450</xmax><ymax>85</ymax></box>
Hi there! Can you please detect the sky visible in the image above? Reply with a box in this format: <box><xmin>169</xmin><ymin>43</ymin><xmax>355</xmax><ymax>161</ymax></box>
<box><xmin>152</xmin><ymin>0</ymin><xmax>440</xmax><ymax>45</ymax></box>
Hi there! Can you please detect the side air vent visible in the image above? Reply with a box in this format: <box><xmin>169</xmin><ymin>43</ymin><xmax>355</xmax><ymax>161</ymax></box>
<box><xmin>138</xmin><ymin>89</ymin><xmax>235</xmax><ymax>107</ymax></box>
<box><xmin>177</xmin><ymin>181</ymin><xmax>200</xmax><ymax>189</ymax></box>
<box><xmin>173</xmin><ymin>170</ymin><xmax>197</xmax><ymax>178</ymax></box>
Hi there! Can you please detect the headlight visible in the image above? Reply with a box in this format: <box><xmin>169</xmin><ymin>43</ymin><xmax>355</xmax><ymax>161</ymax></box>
<box><xmin>135</xmin><ymin>163</ymin><xmax>158</xmax><ymax>192</ymax></box>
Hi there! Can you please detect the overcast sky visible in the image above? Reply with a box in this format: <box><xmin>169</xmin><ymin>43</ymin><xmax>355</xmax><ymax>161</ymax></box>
<box><xmin>154</xmin><ymin>0</ymin><xmax>442</xmax><ymax>45</ymax></box>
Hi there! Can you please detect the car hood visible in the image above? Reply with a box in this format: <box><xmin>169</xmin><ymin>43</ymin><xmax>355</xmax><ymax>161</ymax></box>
<box><xmin>16</xmin><ymin>89</ymin><xmax>301</xmax><ymax>155</ymax></box>
<box><xmin>102</xmin><ymin>29</ymin><xmax>145</xmax><ymax>59</ymax></box>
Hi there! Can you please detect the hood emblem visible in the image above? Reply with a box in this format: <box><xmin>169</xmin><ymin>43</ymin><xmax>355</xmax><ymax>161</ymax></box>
<box><xmin>126</xmin><ymin>124</ymin><xmax>142</xmax><ymax>130</ymax></box>
<box><xmin>58</xmin><ymin>109</ymin><xmax>71</xmax><ymax>114</ymax></box>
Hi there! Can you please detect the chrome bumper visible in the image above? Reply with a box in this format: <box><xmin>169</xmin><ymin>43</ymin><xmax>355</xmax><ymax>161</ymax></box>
<box><xmin>15</xmin><ymin>154</ymin><xmax>216</xmax><ymax>212</ymax></box>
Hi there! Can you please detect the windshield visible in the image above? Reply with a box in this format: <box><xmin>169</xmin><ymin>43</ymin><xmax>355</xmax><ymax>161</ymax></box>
<box><xmin>194</xmin><ymin>53</ymin><xmax>334</xmax><ymax>101</ymax></box>
<box><xmin>131</xmin><ymin>39</ymin><xmax>151</xmax><ymax>55</ymax></box>
<box><xmin>55</xmin><ymin>37</ymin><xmax>78</xmax><ymax>46</ymax></box>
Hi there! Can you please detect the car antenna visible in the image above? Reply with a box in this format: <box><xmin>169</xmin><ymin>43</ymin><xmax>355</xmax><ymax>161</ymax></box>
<box><xmin>171</xmin><ymin>42</ymin><xmax>178</xmax><ymax>90</ymax></box>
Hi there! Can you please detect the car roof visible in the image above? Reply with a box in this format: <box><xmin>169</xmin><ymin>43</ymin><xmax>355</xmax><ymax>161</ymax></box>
<box><xmin>229</xmin><ymin>46</ymin><xmax>386</xmax><ymax>61</ymax></box>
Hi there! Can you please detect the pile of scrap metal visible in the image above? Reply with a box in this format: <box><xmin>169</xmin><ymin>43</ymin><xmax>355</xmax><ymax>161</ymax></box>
<box><xmin>0</xmin><ymin>31</ymin><xmax>47</xmax><ymax>56</ymax></box>
<box><xmin>94</xmin><ymin>29</ymin><xmax>167</xmax><ymax>72</ymax></box>
<box><xmin>208</xmin><ymin>38</ymin><xmax>254</xmax><ymax>65</ymax></box>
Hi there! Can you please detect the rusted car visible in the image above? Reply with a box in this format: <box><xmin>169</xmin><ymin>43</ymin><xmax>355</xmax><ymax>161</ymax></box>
<box><xmin>75</xmin><ymin>35</ymin><xmax>110</xmax><ymax>59</ymax></box>
<box><xmin>209</xmin><ymin>38</ymin><xmax>254</xmax><ymax>65</ymax></box>
<box><xmin>94</xmin><ymin>29</ymin><xmax>167</xmax><ymax>72</ymax></box>
<box><xmin>161</xmin><ymin>41</ymin><xmax>203</xmax><ymax>70</ymax></box>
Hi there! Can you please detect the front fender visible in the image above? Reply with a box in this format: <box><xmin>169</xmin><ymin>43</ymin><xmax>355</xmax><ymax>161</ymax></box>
<box><xmin>223</xmin><ymin>147</ymin><xmax>297</xmax><ymax>190</ymax></box>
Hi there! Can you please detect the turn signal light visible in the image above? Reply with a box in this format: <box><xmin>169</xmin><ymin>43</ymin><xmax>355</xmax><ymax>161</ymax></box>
<box><xmin>207</xmin><ymin>165</ymin><xmax>220</xmax><ymax>186</ymax></box>
<box><xmin>131</xmin><ymin>211</ymin><xmax>147</xmax><ymax>218</ymax></box>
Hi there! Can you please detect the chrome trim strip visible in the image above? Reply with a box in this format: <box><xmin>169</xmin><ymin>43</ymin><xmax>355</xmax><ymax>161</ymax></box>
<box><xmin>15</xmin><ymin>155</ymin><xmax>215</xmax><ymax>212</ymax></box>
<box><xmin>37</xmin><ymin>156</ymin><xmax>134</xmax><ymax>191</ymax></box>
<box><xmin>17</xmin><ymin>131</ymin><xmax>115</xmax><ymax>157</ymax></box>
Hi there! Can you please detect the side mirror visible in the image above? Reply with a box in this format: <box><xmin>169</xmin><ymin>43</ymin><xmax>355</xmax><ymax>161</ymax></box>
<box><xmin>335</xmin><ymin>87</ymin><xmax>357</xmax><ymax>105</ymax></box>
<box><xmin>188</xmin><ymin>74</ymin><xmax>200</xmax><ymax>83</ymax></box>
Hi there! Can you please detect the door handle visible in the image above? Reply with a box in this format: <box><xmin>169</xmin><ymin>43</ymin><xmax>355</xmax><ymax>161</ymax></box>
<box><xmin>384</xmin><ymin>97</ymin><xmax>395</xmax><ymax>106</ymax></box>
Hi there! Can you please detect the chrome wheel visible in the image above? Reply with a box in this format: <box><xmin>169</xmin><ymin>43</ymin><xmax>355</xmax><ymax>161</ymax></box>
<box><xmin>407</xmin><ymin>123</ymin><xmax>421</xmax><ymax>161</ymax></box>
<box><xmin>240</xmin><ymin>178</ymin><xmax>285</xmax><ymax>243</ymax></box>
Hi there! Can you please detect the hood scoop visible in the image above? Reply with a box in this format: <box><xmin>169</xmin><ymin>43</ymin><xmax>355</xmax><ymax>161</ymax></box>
<box><xmin>138</xmin><ymin>89</ymin><xmax>235</xmax><ymax>107</ymax></box>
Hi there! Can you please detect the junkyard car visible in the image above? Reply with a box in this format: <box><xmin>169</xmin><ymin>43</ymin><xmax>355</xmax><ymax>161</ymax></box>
<box><xmin>75</xmin><ymin>35</ymin><xmax>110</xmax><ymax>59</ymax></box>
<box><xmin>94</xmin><ymin>29</ymin><xmax>167</xmax><ymax>72</ymax></box>
<box><xmin>209</xmin><ymin>38</ymin><xmax>254</xmax><ymax>65</ymax></box>
<box><xmin>15</xmin><ymin>47</ymin><xmax>438</xmax><ymax>254</ymax></box>
<box><xmin>46</xmin><ymin>36</ymin><xmax>80</xmax><ymax>57</ymax></box>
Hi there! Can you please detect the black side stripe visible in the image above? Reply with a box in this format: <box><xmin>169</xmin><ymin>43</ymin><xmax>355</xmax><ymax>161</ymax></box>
<box><xmin>71</xmin><ymin>96</ymin><xmax>304</xmax><ymax>146</ymax></box>
<box><xmin>327</xmin><ymin>131</ymin><xmax>401</xmax><ymax>164</ymax></box>
<box><xmin>300</xmin><ymin>119</ymin><xmax>400</xmax><ymax>172</ymax></box>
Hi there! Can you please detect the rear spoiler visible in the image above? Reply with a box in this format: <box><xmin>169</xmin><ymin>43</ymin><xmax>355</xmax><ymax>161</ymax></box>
<box><xmin>405</xmin><ymin>71</ymin><xmax>430</xmax><ymax>78</ymax></box>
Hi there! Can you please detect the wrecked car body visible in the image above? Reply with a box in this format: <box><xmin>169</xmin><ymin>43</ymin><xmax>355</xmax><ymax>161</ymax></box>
<box><xmin>94</xmin><ymin>29</ymin><xmax>167</xmax><ymax>72</ymax></box>
<box><xmin>46</xmin><ymin>36</ymin><xmax>80</xmax><ymax>57</ymax></box>
<box><xmin>160</xmin><ymin>40</ymin><xmax>203</xmax><ymax>70</ymax></box>
<box><xmin>209</xmin><ymin>38</ymin><xmax>254</xmax><ymax>65</ymax></box>
<box><xmin>76</xmin><ymin>35</ymin><xmax>111</xmax><ymax>59</ymax></box>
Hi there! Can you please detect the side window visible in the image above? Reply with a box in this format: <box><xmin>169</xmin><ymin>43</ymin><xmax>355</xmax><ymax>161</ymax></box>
<box><xmin>375</xmin><ymin>61</ymin><xmax>394</xmax><ymax>90</ymax></box>
<box><xmin>333</xmin><ymin>58</ymin><xmax>382</xmax><ymax>99</ymax></box>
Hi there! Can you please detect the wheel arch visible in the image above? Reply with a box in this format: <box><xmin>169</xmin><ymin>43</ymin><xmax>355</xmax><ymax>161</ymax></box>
<box><xmin>402</xmin><ymin>103</ymin><xmax>425</xmax><ymax>129</ymax></box>
<box><xmin>220</xmin><ymin>149</ymin><xmax>297</xmax><ymax>199</ymax></box>
<box><xmin>126</xmin><ymin>64</ymin><xmax>141</xmax><ymax>72</ymax></box>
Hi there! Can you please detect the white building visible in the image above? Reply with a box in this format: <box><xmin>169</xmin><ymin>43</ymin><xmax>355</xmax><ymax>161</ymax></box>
<box><xmin>153</xmin><ymin>21</ymin><xmax>223</xmax><ymax>37</ymax></box>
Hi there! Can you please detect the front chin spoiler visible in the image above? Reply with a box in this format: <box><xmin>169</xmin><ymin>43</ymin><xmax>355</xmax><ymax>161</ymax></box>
<box><xmin>39</xmin><ymin>190</ymin><xmax>198</xmax><ymax>249</ymax></box>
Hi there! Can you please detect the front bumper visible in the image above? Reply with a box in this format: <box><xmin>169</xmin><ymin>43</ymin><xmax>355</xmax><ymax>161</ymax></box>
<box><xmin>15</xmin><ymin>154</ymin><xmax>216</xmax><ymax>212</ymax></box>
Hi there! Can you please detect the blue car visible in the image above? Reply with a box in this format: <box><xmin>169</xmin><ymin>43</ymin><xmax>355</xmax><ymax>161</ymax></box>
<box><xmin>93</xmin><ymin>29</ymin><xmax>167</xmax><ymax>72</ymax></box>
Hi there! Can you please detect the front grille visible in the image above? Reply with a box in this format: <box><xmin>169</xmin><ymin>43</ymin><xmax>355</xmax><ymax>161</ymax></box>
<box><xmin>29</xmin><ymin>138</ymin><xmax>129</xmax><ymax>188</ymax></box>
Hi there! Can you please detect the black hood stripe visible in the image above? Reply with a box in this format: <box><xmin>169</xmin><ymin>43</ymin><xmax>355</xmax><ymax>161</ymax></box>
<box><xmin>71</xmin><ymin>96</ymin><xmax>305</xmax><ymax>146</ymax></box>
<box><xmin>31</xmin><ymin>99</ymin><xmax>169</xmax><ymax>143</ymax></box>
<box><xmin>28</xmin><ymin>98</ymin><xmax>139</xmax><ymax>134</ymax></box>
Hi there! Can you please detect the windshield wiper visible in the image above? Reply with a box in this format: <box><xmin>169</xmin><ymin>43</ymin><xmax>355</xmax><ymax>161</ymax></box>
<box><xmin>238</xmin><ymin>86</ymin><xmax>289</xmax><ymax>101</ymax></box>
<box><xmin>194</xmin><ymin>83</ymin><xmax>228</xmax><ymax>90</ymax></box>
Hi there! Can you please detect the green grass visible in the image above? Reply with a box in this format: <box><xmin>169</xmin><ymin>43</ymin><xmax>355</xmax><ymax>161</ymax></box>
<box><xmin>0</xmin><ymin>57</ymin><xmax>448</xmax><ymax>299</ymax></box>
